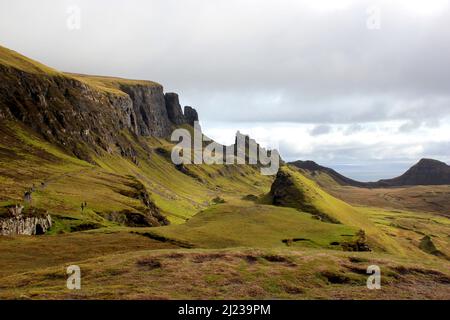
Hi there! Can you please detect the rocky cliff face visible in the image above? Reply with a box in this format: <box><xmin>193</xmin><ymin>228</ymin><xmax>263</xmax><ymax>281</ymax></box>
<box><xmin>0</xmin><ymin>60</ymin><xmax>200</xmax><ymax>162</ymax></box>
<box><xmin>184</xmin><ymin>106</ymin><xmax>199</xmax><ymax>126</ymax></box>
<box><xmin>0</xmin><ymin>65</ymin><xmax>138</xmax><ymax>160</ymax></box>
<box><xmin>0</xmin><ymin>206</ymin><xmax>52</xmax><ymax>236</ymax></box>
<box><xmin>165</xmin><ymin>93</ymin><xmax>200</xmax><ymax>127</ymax></box>
<box><xmin>0</xmin><ymin>215</ymin><xmax>52</xmax><ymax>236</ymax></box>
<box><xmin>165</xmin><ymin>93</ymin><xmax>186</xmax><ymax>125</ymax></box>
<box><xmin>120</xmin><ymin>84</ymin><xmax>173</xmax><ymax>137</ymax></box>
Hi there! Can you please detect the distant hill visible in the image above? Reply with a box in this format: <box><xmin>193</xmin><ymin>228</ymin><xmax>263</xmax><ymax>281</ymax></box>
<box><xmin>377</xmin><ymin>158</ymin><xmax>450</xmax><ymax>187</ymax></box>
<box><xmin>289</xmin><ymin>160</ymin><xmax>368</xmax><ymax>188</ymax></box>
<box><xmin>289</xmin><ymin>158</ymin><xmax>450</xmax><ymax>188</ymax></box>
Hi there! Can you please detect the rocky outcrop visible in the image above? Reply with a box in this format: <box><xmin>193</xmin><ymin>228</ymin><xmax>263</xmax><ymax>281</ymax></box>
<box><xmin>103</xmin><ymin>177</ymin><xmax>170</xmax><ymax>227</ymax></box>
<box><xmin>100</xmin><ymin>208</ymin><xmax>168</xmax><ymax>227</ymax></box>
<box><xmin>270</xmin><ymin>168</ymin><xmax>340</xmax><ymax>223</ymax></box>
<box><xmin>165</xmin><ymin>93</ymin><xmax>186</xmax><ymax>125</ymax></box>
<box><xmin>165</xmin><ymin>93</ymin><xmax>201</xmax><ymax>127</ymax></box>
<box><xmin>184</xmin><ymin>106</ymin><xmax>199</xmax><ymax>126</ymax></box>
<box><xmin>0</xmin><ymin>206</ymin><xmax>52</xmax><ymax>236</ymax></box>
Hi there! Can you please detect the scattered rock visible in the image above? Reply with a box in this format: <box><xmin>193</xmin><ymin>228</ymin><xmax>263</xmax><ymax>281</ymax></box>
<box><xmin>282</xmin><ymin>238</ymin><xmax>309</xmax><ymax>246</ymax></box>
<box><xmin>320</xmin><ymin>271</ymin><xmax>351</xmax><ymax>284</ymax></box>
<box><xmin>212</xmin><ymin>196</ymin><xmax>226</xmax><ymax>204</ymax></box>
<box><xmin>261</xmin><ymin>254</ymin><xmax>296</xmax><ymax>266</ymax></box>
<box><xmin>242</xmin><ymin>194</ymin><xmax>259</xmax><ymax>202</ymax></box>
<box><xmin>419</xmin><ymin>235</ymin><xmax>446</xmax><ymax>258</ymax></box>
<box><xmin>341</xmin><ymin>230</ymin><xmax>371</xmax><ymax>252</ymax></box>
<box><xmin>70</xmin><ymin>222</ymin><xmax>102</xmax><ymax>232</ymax></box>
<box><xmin>136</xmin><ymin>257</ymin><xmax>162</xmax><ymax>270</ymax></box>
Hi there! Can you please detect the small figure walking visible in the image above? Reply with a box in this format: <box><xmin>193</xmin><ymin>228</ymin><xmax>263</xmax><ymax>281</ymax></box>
<box><xmin>81</xmin><ymin>202</ymin><xmax>85</xmax><ymax>212</ymax></box>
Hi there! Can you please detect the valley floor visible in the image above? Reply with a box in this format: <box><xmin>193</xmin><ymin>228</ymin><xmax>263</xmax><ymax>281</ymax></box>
<box><xmin>1</xmin><ymin>198</ymin><xmax>449</xmax><ymax>300</ymax></box>
<box><xmin>0</xmin><ymin>233</ymin><xmax>449</xmax><ymax>300</ymax></box>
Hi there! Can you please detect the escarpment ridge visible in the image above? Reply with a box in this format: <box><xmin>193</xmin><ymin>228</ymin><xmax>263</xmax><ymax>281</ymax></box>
<box><xmin>0</xmin><ymin>46</ymin><xmax>199</xmax><ymax>162</ymax></box>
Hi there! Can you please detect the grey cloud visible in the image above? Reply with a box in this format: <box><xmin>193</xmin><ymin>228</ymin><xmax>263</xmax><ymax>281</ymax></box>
<box><xmin>343</xmin><ymin>123</ymin><xmax>364</xmax><ymax>135</ymax></box>
<box><xmin>398</xmin><ymin>120</ymin><xmax>422</xmax><ymax>133</ymax></box>
<box><xmin>422</xmin><ymin>141</ymin><xmax>450</xmax><ymax>159</ymax></box>
<box><xmin>398</xmin><ymin>118</ymin><xmax>442</xmax><ymax>133</ymax></box>
<box><xmin>1</xmin><ymin>0</ymin><xmax>450</xmax><ymax>125</ymax></box>
<box><xmin>1</xmin><ymin>0</ymin><xmax>450</xmax><ymax>180</ymax></box>
<box><xmin>310</xmin><ymin>125</ymin><xmax>332</xmax><ymax>136</ymax></box>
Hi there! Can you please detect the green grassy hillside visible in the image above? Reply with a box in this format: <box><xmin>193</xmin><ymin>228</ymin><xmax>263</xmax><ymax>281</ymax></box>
<box><xmin>1</xmin><ymin>45</ymin><xmax>449</xmax><ymax>300</ymax></box>
<box><xmin>145</xmin><ymin>200</ymin><xmax>358</xmax><ymax>249</ymax></box>
<box><xmin>270</xmin><ymin>166</ymin><xmax>414</xmax><ymax>254</ymax></box>
<box><xmin>0</xmin><ymin>120</ymin><xmax>272</xmax><ymax>228</ymax></box>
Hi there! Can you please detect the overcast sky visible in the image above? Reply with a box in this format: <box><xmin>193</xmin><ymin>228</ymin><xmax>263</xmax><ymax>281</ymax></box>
<box><xmin>1</xmin><ymin>0</ymin><xmax>449</xmax><ymax>180</ymax></box>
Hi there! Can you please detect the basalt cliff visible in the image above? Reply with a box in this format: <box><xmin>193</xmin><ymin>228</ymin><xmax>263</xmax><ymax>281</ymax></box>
<box><xmin>0</xmin><ymin>46</ymin><xmax>199</xmax><ymax>163</ymax></box>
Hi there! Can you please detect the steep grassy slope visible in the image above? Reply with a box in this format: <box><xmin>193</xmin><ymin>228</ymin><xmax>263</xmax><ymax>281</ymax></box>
<box><xmin>0</xmin><ymin>119</ymin><xmax>272</xmax><ymax>228</ymax></box>
<box><xmin>270</xmin><ymin>166</ymin><xmax>373</xmax><ymax>227</ymax></box>
<box><xmin>0</xmin><ymin>45</ymin><xmax>273</xmax><ymax>228</ymax></box>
